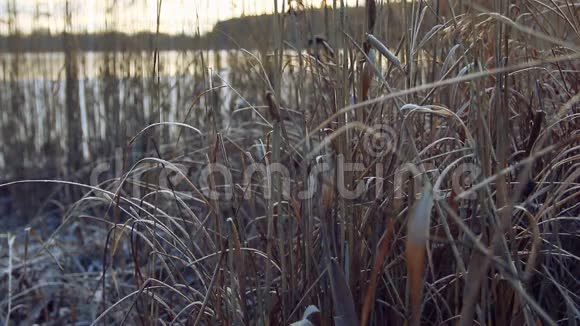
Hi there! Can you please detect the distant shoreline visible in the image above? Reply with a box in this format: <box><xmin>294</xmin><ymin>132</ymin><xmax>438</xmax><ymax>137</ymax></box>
<box><xmin>0</xmin><ymin>32</ymin><xmax>215</xmax><ymax>53</ymax></box>
<box><xmin>0</xmin><ymin>6</ymin><xmax>396</xmax><ymax>53</ymax></box>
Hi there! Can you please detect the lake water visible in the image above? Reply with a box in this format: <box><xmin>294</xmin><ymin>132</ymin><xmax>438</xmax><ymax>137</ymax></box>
<box><xmin>0</xmin><ymin>49</ymin><xmax>307</xmax><ymax>178</ymax></box>
<box><xmin>0</xmin><ymin>50</ymin><xmax>235</xmax><ymax>176</ymax></box>
<box><xmin>0</xmin><ymin>50</ymin><xmax>229</xmax><ymax>80</ymax></box>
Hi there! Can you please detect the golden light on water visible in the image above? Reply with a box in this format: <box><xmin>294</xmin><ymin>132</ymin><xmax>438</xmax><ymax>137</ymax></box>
<box><xmin>2</xmin><ymin>0</ymin><xmax>365</xmax><ymax>35</ymax></box>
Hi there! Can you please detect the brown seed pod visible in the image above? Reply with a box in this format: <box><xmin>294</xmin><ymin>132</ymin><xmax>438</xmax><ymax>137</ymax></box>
<box><xmin>367</xmin><ymin>0</ymin><xmax>376</xmax><ymax>33</ymax></box>
<box><xmin>265</xmin><ymin>91</ymin><xmax>281</xmax><ymax>121</ymax></box>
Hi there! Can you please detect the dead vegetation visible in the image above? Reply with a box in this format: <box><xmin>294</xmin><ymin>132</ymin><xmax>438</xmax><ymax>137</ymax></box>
<box><xmin>1</xmin><ymin>0</ymin><xmax>580</xmax><ymax>325</ymax></box>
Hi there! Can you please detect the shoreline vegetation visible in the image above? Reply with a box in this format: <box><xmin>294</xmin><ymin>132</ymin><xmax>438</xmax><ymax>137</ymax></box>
<box><xmin>1</xmin><ymin>0</ymin><xmax>579</xmax><ymax>325</ymax></box>
<box><xmin>0</xmin><ymin>7</ymin><xmax>399</xmax><ymax>52</ymax></box>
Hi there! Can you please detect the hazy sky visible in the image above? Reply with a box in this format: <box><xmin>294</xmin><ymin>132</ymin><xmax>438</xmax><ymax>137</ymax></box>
<box><xmin>3</xmin><ymin>0</ymin><xmax>363</xmax><ymax>34</ymax></box>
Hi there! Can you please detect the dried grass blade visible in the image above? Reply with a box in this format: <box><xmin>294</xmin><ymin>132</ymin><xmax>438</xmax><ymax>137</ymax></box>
<box><xmin>367</xmin><ymin>34</ymin><xmax>403</xmax><ymax>71</ymax></box>
<box><xmin>360</xmin><ymin>218</ymin><xmax>396</xmax><ymax>325</ymax></box>
<box><xmin>414</xmin><ymin>24</ymin><xmax>445</xmax><ymax>54</ymax></box>
<box><xmin>227</xmin><ymin>218</ymin><xmax>247</xmax><ymax>322</ymax></box>
<box><xmin>406</xmin><ymin>187</ymin><xmax>433</xmax><ymax>326</ymax></box>
<box><xmin>6</xmin><ymin>234</ymin><xmax>15</xmax><ymax>324</ymax></box>
<box><xmin>328</xmin><ymin>258</ymin><xmax>359</xmax><ymax>326</ymax></box>
<box><xmin>459</xmin><ymin>243</ymin><xmax>488</xmax><ymax>326</ymax></box>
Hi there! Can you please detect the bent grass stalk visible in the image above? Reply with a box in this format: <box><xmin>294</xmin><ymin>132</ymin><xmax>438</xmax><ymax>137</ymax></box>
<box><xmin>0</xmin><ymin>1</ymin><xmax>579</xmax><ymax>325</ymax></box>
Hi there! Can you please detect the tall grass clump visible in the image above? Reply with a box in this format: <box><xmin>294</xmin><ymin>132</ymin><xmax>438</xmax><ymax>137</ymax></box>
<box><xmin>1</xmin><ymin>0</ymin><xmax>580</xmax><ymax>325</ymax></box>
